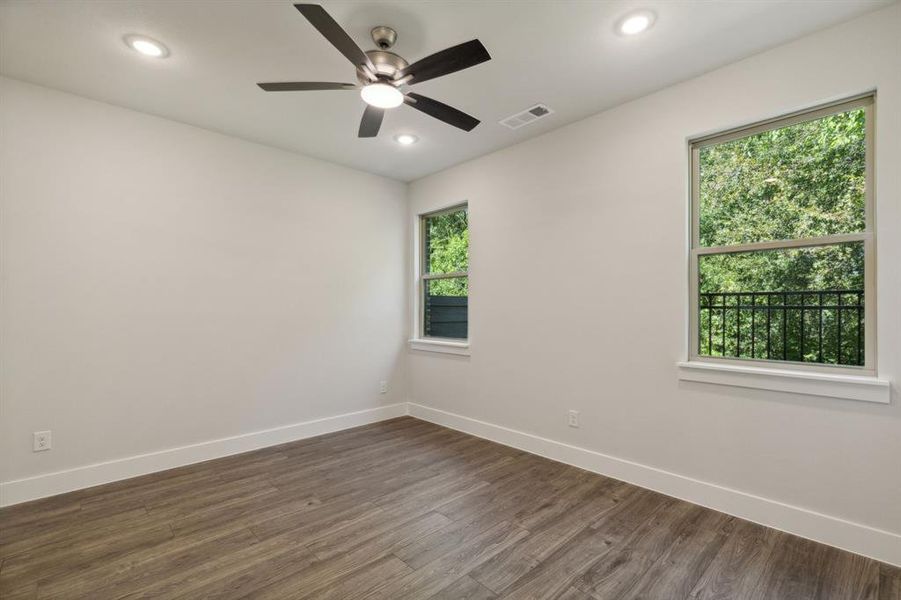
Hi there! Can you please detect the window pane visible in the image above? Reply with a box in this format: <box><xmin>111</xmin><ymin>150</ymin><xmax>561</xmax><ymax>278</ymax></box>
<box><xmin>424</xmin><ymin>276</ymin><xmax>467</xmax><ymax>339</ymax></box>
<box><xmin>425</xmin><ymin>208</ymin><xmax>468</xmax><ymax>274</ymax></box>
<box><xmin>698</xmin><ymin>243</ymin><xmax>864</xmax><ymax>365</ymax></box>
<box><xmin>699</xmin><ymin>108</ymin><xmax>866</xmax><ymax>247</ymax></box>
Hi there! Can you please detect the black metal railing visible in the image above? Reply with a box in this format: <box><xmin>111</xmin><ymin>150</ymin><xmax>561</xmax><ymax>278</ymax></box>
<box><xmin>699</xmin><ymin>290</ymin><xmax>864</xmax><ymax>366</ymax></box>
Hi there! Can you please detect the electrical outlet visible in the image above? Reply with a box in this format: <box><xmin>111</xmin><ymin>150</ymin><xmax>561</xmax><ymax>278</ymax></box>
<box><xmin>379</xmin><ymin>380</ymin><xmax>389</xmax><ymax>394</ymax></box>
<box><xmin>567</xmin><ymin>410</ymin><xmax>580</xmax><ymax>428</ymax></box>
<box><xmin>33</xmin><ymin>430</ymin><xmax>52</xmax><ymax>452</ymax></box>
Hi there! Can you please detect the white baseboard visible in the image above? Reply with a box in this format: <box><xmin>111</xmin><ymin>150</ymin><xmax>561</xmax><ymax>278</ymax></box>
<box><xmin>407</xmin><ymin>402</ymin><xmax>901</xmax><ymax>568</ymax></box>
<box><xmin>0</xmin><ymin>403</ymin><xmax>408</xmax><ymax>508</ymax></box>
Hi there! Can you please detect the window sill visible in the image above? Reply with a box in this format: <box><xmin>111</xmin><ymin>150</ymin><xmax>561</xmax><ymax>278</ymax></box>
<box><xmin>409</xmin><ymin>338</ymin><xmax>470</xmax><ymax>356</ymax></box>
<box><xmin>677</xmin><ymin>361</ymin><xmax>890</xmax><ymax>404</ymax></box>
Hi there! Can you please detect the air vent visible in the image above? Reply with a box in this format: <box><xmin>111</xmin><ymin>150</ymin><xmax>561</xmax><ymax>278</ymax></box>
<box><xmin>499</xmin><ymin>104</ymin><xmax>555</xmax><ymax>130</ymax></box>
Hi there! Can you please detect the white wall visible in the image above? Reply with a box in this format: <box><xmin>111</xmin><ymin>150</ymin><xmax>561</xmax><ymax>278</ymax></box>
<box><xmin>0</xmin><ymin>78</ymin><xmax>408</xmax><ymax>494</ymax></box>
<box><xmin>408</xmin><ymin>4</ymin><xmax>901</xmax><ymax>559</ymax></box>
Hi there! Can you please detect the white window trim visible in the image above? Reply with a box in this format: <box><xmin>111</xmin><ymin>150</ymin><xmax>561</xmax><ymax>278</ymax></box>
<box><xmin>408</xmin><ymin>202</ymin><xmax>470</xmax><ymax>355</ymax></box>
<box><xmin>677</xmin><ymin>361</ymin><xmax>889</xmax><ymax>404</ymax></box>
<box><xmin>409</xmin><ymin>338</ymin><xmax>470</xmax><ymax>356</ymax></box>
<box><xmin>683</xmin><ymin>94</ymin><xmax>889</xmax><ymax>403</ymax></box>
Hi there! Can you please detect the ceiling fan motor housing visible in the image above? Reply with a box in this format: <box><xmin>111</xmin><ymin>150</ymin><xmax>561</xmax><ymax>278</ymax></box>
<box><xmin>357</xmin><ymin>49</ymin><xmax>408</xmax><ymax>83</ymax></box>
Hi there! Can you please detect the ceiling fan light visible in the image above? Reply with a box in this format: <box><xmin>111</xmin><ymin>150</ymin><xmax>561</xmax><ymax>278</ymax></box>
<box><xmin>361</xmin><ymin>83</ymin><xmax>404</xmax><ymax>109</ymax></box>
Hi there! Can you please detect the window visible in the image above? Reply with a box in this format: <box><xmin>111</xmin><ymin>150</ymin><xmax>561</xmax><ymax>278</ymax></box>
<box><xmin>419</xmin><ymin>204</ymin><xmax>468</xmax><ymax>340</ymax></box>
<box><xmin>689</xmin><ymin>95</ymin><xmax>874</xmax><ymax>372</ymax></box>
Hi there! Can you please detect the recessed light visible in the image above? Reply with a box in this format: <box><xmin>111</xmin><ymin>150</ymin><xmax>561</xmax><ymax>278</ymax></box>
<box><xmin>361</xmin><ymin>83</ymin><xmax>404</xmax><ymax>109</ymax></box>
<box><xmin>124</xmin><ymin>34</ymin><xmax>169</xmax><ymax>58</ymax></box>
<box><xmin>394</xmin><ymin>134</ymin><xmax>419</xmax><ymax>145</ymax></box>
<box><xmin>616</xmin><ymin>10</ymin><xmax>655</xmax><ymax>36</ymax></box>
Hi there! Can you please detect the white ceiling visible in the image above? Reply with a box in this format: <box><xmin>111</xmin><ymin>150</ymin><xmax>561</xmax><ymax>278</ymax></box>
<box><xmin>0</xmin><ymin>0</ymin><xmax>892</xmax><ymax>181</ymax></box>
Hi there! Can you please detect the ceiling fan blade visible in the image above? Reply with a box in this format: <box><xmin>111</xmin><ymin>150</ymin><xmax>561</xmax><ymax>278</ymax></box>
<box><xmin>397</xmin><ymin>40</ymin><xmax>490</xmax><ymax>85</ymax></box>
<box><xmin>257</xmin><ymin>82</ymin><xmax>357</xmax><ymax>92</ymax></box>
<box><xmin>405</xmin><ymin>93</ymin><xmax>480</xmax><ymax>132</ymax></box>
<box><xmin>358</xmin><ymin>105</ymin><xmax>385</xmax><ymax>138</ymax></box>
<box><xmin>294</xmin><ymin>4</ymin><xmax>376</xmax><ymax>73</ymax></box>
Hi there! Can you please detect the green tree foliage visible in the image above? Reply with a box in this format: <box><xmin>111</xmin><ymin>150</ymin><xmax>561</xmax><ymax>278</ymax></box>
<box><xmin>425</xmin><ymin>208</ymin><xmax>468</xmax><ymax>296</ymax></box>
<box><xmin>699</xmin><ymin>108</ymin><xmax>865</xmax><ymax>294</ymax></box>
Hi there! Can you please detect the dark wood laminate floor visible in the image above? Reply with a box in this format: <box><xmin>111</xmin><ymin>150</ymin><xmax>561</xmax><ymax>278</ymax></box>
<box><xmin>1</xmin><ymin>417</ymin><xmax>898</xmax><ymax>599</ymax></box>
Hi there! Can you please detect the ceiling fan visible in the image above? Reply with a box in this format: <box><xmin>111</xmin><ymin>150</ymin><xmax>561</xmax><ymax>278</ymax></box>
<box><xmin>257</xmin><ymin>4</ymin><xmax>491</xmax><ymax>138</ymax></box>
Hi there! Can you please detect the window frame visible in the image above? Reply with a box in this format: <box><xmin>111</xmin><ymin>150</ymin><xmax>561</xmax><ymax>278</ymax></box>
<box><xmin>688</xmin><ymin>94</ymin><xmax>876</xmax><ymax>375</ymax></box>
<box><xmin>417</xmin><ymin>202</ymin><xmax>469</xmax><ymax>343</ymax></box>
